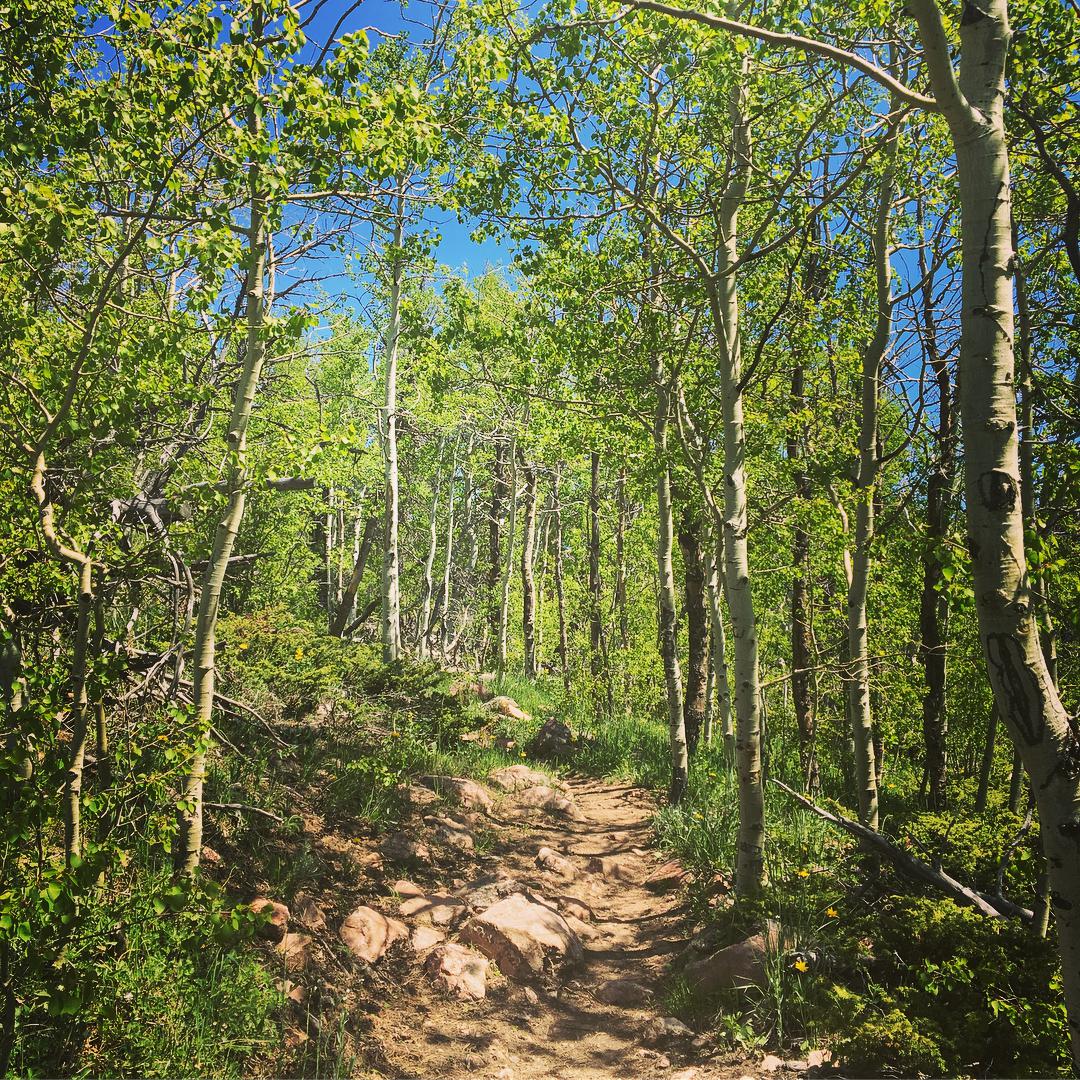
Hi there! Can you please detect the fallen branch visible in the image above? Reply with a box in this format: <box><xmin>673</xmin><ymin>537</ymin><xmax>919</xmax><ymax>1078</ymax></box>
<box><xmin>204</xmin><ymin>801</ymin><xmax>284</xmax><ymax>823</ymax></box>
<box><xmin>771</xmin><ymin>780</ymin><xmax>1033</xmax><ymax>922</ymax></box>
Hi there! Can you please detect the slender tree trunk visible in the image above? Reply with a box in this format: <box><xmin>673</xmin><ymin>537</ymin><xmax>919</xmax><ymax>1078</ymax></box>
<box><xmin>975</xmin><ymin>702</ymin><xmax>999</xmax><ymax>813</ymax></box>
<box><xmin>380</xmin><ymin>184</ymin><xmax>405</xmax><ymax>663</ymax></box>
<box><xmin>521</xmin><ymin>461</ymin><xmax>538</xmax><ymax>678</ymax></box>
<box><xmin>588</xmin><ymin>451</ymin><xmax>607</xmax><ymax>708</ymax></box>
<box><xmin>487</xmin><ymin>436</ymin><xmax>507</xmax><ymax>669</ymax></box>
<box><xmin>431</xmin><ymin>441</ymin><xmax>459</xmax><ymax>656</ymax></box>
<box><xmin>417</xmin><ymin>438</ymin><xmax>444</xmax><ymax>659</ymax></box>
<box><xmin>845</xmin><ymin>102</ymin><xmax>899</xmax><ymax>832</ymax></box>
<box><xmin>706</xmin><ymin>532</ymin><xmax>734</xmax><ymax>759</ymax></box>
<box><xmin>654</xmin><ymin>377</ymin><xmax>687</xmax><ymax>804</ymax></box>
<box><xmin>677</xmin><ymin>501</ymin><xmax>709</xmax><ymax>757</ymax></box>
<box><xmin>63</xmin><ymin>559</ymin><xmax>94</xmax><ymax>863</ymax></box>
<box><xmin>787</xmin><ymin>357</ymin><xmax>818</xmax><ymax>791</ymax></box>
<box><xmin>553</xmin><ymin>464</ymin><xmax>570</xmax><ymax>691</ymax></box>
<box><xmin>176</xmin><ymin>97</ymin><xmax>269</xmax><ymax>874</ymax></box>
<box><xmin>907</xmin><ymin>2</ymin><xmax>1080</xmax><ymax>1061</ymax></box>
<box><xmin>707</xmin><ymin>60</ymin><xmax>763</xmax><ymax>892</ymax></box>
<box><xmin>497</xmin><ymin>437</ymin><xmax>518</xmax><ymax>678</ymax></box>
<box><xmin>615</xmin><ymin>468</ymin><xmax>629</xmax><ymax>650</ymax></box>
<box><xmin>331</xmin><ymin>516</ymin><xmax>379</xmax><ymax>637</ymax></box>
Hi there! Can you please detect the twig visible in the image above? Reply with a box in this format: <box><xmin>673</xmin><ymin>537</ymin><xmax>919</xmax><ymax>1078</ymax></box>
<box><xmin>771</xmin><ymin>780</ymin><xmax>1033</xmax><ymax>922</ymax></box>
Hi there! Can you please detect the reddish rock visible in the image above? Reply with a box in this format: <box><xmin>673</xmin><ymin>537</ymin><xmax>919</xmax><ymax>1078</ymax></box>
<box><xmin>424</xmin><ymin>814</ymin><xmax>475</xmax><ymax>852</ymax></box>
<box><xmin>458</xmin><ymin>874</ymin><xmax>523</xmax><ymax>912</ymax></box>
<box><xmin>251</xmin><ymin>898</ymin><xmax>290</xmax><ymax>942</ymax></box>
<box><xmin>459</xmin><ymin>893</ymin><xmax>583</xmax><ymax>980</ymax></box>
<box><xmin>513</xmin><ymin>785</ymin><xmax>582</xmax><ymax>820</ymax></box>
<box><xmin>489</xmin><ymin>764</ymin><xmax>554</xmax><ymax>792</ymax></box>
<box><xmin>419</xmin><ymin>775</ymin><xmax>495</xmax><ymax>814</ymax></box>
<box><xmin>410</xmin><ymin>925</ymin><xmax>446</xmax><ymax>953</ymax></box>
<box><xmin>536</xmin><ymin>846</ymin><xmax>577</xmax><ymax>879</ymax></box>
<box><xmin>393</xmin><ymin>879</ymin><xmax>426</xmax><ymax>898</ymax></box>
<box><xmin>276</xmin><ymin>931</ymin><xmax>314</xmax><ymax>973</ymax></box>
<box><xmin>555</xmin><ymin>896</ymin><xmax>593</xmax><ymax>923</ymax></box>
<box><xmin>645</xmin><ymin>859</ymin><xmax>689</xmax><ymax>893</ymax></box>
<box><xmin>683</xmin><ymin>925</ymin><xmax>781</xmax><ymax>994</ymax></box>
<box><xmin>424</xmin><ymin>942</ymin><xmax>489</xmax><ymax>1000</ymax></box>
<box><xmin>339</xmin><ymin>905</ymin><xmax>408</xmax><ymax>963</ymax></box>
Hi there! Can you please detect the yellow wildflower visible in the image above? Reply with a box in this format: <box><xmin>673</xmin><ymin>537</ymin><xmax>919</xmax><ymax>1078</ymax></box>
<box><xmin>793</xmin><ymin>959</ymin><xmax>809</xmax><ymax>973</ymax></box>
<box><xmin>390</xmin><ymin>730</ymin><xmax>400</xmax><ymax>738</ymax></box>
<box><xmin>826</xmin><ymin>907</ymin><xmax>839</xmax><ymax>918</ymax></box>
<box><xmin>237</xmin><ymin>642</ymin><xmax>249</xmax><ymax>651</ymax></box>
<box><xmin>295</xmin><ymin>647</ymin><xmax>304</xmax><ymax>660</ymax></box>
<box><xmin>797</xmin><ymin>868</ymin><xmax>810</xmax><ymax>879</ymax></box>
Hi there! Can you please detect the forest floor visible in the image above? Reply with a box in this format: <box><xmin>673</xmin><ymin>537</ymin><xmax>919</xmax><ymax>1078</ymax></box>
<box><xmin>237</xmin><ymin>751</ymin><xmax>822</xmax><ymax>1080</ymax></box>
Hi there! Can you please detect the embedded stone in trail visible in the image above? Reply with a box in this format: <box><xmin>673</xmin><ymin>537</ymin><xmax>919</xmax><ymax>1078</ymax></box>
<box><xmin>418</xmin><ymin>775</ymin><xmax>495</xmax><ymax>814</ymax></box>
<box><xmin>339</xmin><ymin>905</ymin><xmax>408</xmax><ymax>963</ymax></box>
<box><xmin>489</xmin><ymin>763</ymin><xmax>558</xmax><ymax>792</ymax></box>
<box><xmin>250</xmin><ymin>897</ymin><xmax>289</xmax><ymax>942</ymax></box>
<box><xmin>424</xmin><ymin>942</ymin><xmax>489</xmax><ymax>1001</ymax></box>
<box><xmin>512</xmin><ymin>785</ymin><xmax>582</xmax><ymax>820</ymax></box>
<box><xmin>596</xmin><ymin>978</ymin><xmax>654</xmax><ymax>1006</ymax></box>
<box><xmin>424</xmin><ymin>814</ymin><xmax>476</xmax><ymax>851</ymax></box>
<box><xmin>459</xmin><ymin>892</ymin><xmax>583</xmax><ymax>980</ymax></box>
<box><xmin>645</xmin><ymin>859</ymin><xmax>689</xmax><ymax>893</ymax></box>
<box><xmin>535</xmin><ymin>846</ymin><xmax>577</xmax><ymax>879</ymax></box>
<box><xmin>586</xmin><ymin>854</ymin><xmax>646</xmax><ymax>884</ymax></box>
<box><xmin>410</xmin><ymin>925</ymin><xmax>445</xmax><ymax>953</ymax></box>
<box><xmin>276</xmin><ymin>931</ymin><xmax>314</xmax><ymax>973</ymax></box>
<box><xmin>293</xmin><ymin>892</ymin><xmax>327</xmax><ymax>931</ymax></box>
<box><xmin>458</xmin><ymin>874</ymin><xmax>523</xmax><ymax>912</ymax></box>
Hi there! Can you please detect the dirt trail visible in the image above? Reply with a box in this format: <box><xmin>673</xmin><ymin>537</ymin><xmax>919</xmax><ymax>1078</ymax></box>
<box><xmin>364</xmin><ymin>775</ymin><xmax>755</xmax><ymax>1080</ymax></box>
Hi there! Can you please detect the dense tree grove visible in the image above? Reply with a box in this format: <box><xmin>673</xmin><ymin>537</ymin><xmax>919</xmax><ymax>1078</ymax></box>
<box><xmin>1</xmin><ymin>0</ymin><xmax>1078</xmax><ymax>1075</ymax></box>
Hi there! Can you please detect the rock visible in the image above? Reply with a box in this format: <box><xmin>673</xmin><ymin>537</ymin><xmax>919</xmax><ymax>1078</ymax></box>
<box><xmin>596</xmin><ymin>978</ymin><xmax>653</xmax><ymax>1006</ymax></box>
<box><xmin>458</xmin><ymin>874</ymin><xmax>523</xmax><ymax>912</ymax></box>
<box><xmin>459</xmin><ymin>893</ymin><xmax>583</xmax><ymax>980</ymax></box>
<box><xmin>410</xmin><ymin>926</ymin><xmax>446</xmax><ymax>953</ymax></box>
<box><xmin>424</xmin><ymin>814</ymin><xmax>475</xmax><ymax>851</ymax></box>
<box><xmin>645</xmin><ymin>859</ymin><xmax>689</xmax><ymax>893</ymax></box>
<box><xmin>527</xmin><ymin>717</ymin><xmax>574</xmax><ymax>760</ymax></box>
<box><xmin>424</xmin><ymin>943</ymin><xmax>488</xmax><ymax>1001</ymax></box>
<box><xmin>397</xmin><ymin>783</ymin><xmax>441</xmax><ymax>810</ymax></box>
<box><xmin>523</xmin><ymin>986</ymin><xmax>539</xmax><ymax>1006</ymax></box>
<box><xmin>487</xmin><ymin>695</ymin><xmax>531</xmax><ymax>722</ymax></box>
<box><xmin>645</xmin><ymin>1016</ymin><xmax>694</xmax><ymax>1042</ymax></box>
<box><xmin>489</xmin><ymin>764</ymin><xmax>555</xmax><ymax>792</ymax></box>
<box><xmin>393</xmin><ymin>879</ymin><xmax>426</xmax><ymax>898</ymax></box>
<box><xmin>418</xmin><ymin>775</ymin><xmax>495</xmax><ymax>814</ymax></box>
<box><xmin>555</xmin><ymin>896</ymin><xmax>593</xmax><ymax>923</ymax></box>
<box><xmin>399</xmin><ymin>895</ymin><xmax>433</xmax><ymax>918</ymax></box>
<box><xmin>805</xmin><ymin>1049</ymin><xmax>831</xmax><ymax>1069</ymax></box>
<box><xmin>513</xmin><ymin>785</ymin><xmax>582</xmax><ymax>820</ymax></box>
<box><xmin>761</xmin><ymin>1054</ymin><xmax>785</xmax><ymax>1072</ymax></box>
<box><xmin>293</xmin><ymin>892</ymin><xmax>327</xmax><ymax>931</ymax></box>
<box><xmin>672</xmin><ymin>1070</ymin><xmax>700</xmax><ymax>1080</ymax></box>
<box><xmin>536</xmin><ymin>846</ymin><xmax>577</xmax><ymax>879</ymax></box>
<box><xmin>586</xmin><ymin>854</ymin><xmax>644</xmax><ymax>884</ymax></box>
<box><xmin>250</xmin><ymin>898</ymin><xmax>290</xmax><ymax>942</ymax></box>
<box><xmin>339</xmin><ymin>906</ymin><xmax>408</xmax><ymax>964</ymax></box>
<box><xmin>276</xmin><ymin>931</ymin><xmax>314</xmax><ymax>973</ymax></box>
<box><xmin>683</xmin><ymin>924</ymin><xmax>781</xmax><ymax>994</ymax></box>
<box><xmin>785</xmin><ymin>1060</ymin><xmax>809</xmax><ymax>1072</ymax></box>
<box><xmin>380</xmin><ymin>831</ymin><xmax>432</xmax><ymax>865</ymax></box>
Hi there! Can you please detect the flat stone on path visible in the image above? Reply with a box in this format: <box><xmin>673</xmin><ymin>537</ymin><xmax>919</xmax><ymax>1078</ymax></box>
<box><xmin>513</xmin><ymin>785</ymin><xmax>582</xmax><ymax>819</ymax></box>
<box><xmin>459</xmin><ymin>892</ymin><xmax>583</xmax><ymax>980</ymax></box>
<box><xmin>489</xmin><ymin>764</ymin><xmax>557</xmax><ymax>792</ymax></box>
<box><xmin>683</xmin><ymin>924</ymin><xmax>781</xmax><ymax>993</ymax></box>
<box><xmin>596</xmin><ymin>978</ymin><xmax>654</xmax><ymax>1006</ymax></box>
<box><xmin>535</xmin><ymin>846</ymin><xmax>577</xmax><ymax>879</ymax></box>
<box><xmin>339</xmin><ymin>905</ymin><xmax>408</xmax><ymax>963</ymax></box>
<box><xmin>419</xmin><ymin>775</ymin><xmax>495</xmax><ymax>814</ymax></box>
<box><xmin>410</xmin><ymin>925</ymin><xmax>446</xmax><ymax>953</ymax></box>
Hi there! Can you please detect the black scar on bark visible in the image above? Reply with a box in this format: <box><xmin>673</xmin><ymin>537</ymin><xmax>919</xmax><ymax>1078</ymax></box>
<box><xmin>978</xmin><ymin>470</ymin><xmax>1017</xmax><ymax>512</ymax></box>
<box><xmin>961</xmin><ymin>1</ymin><xmax>989</xmax><ymax>25</ymax></box>
<box><xmin>986</xmin><ymin>633</ymin><xmax>1045</xmax><ymax>746</ymax></box>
